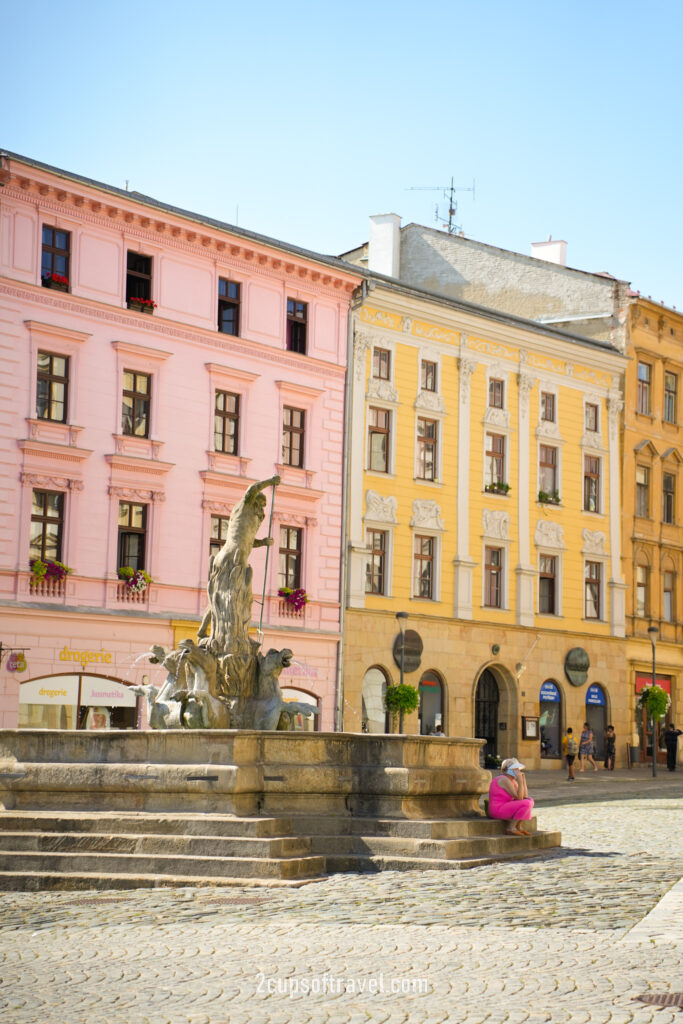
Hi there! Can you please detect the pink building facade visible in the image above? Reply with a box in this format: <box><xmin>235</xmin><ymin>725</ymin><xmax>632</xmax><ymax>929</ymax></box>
<box><xmin>0</xmin><ymin>151</ymin><xmax>361</xmax><ymax>731</ymax></box>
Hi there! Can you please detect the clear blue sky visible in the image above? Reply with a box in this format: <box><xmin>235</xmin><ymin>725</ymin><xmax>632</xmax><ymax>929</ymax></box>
<box><xmin>5</xmin><ymin>0</ymin><xmax>683</xmax><ymax>307</ymax></box>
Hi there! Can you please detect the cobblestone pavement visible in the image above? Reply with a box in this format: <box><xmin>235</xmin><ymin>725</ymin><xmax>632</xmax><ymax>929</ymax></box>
<box><xmin>1</xmin><ymin>775</ymin><xmax>682</xmax><ymax>1024</ymax></box>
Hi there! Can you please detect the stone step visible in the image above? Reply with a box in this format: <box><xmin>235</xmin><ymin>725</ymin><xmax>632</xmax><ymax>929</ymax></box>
<box><xmin>325</xmin><ymin>835</ymin><xmax>562</xmax><ymax>874</ymax></box>
<box><xmin>0</xmin><ymin>870</ymin><xmax>322</xmax><ymax>892</ymax></box>
<box><xmin>0</xmin><ymin>850</ymin><xmax>326</xmax><ymax>881</ymax></box>
<box><xmin>310</xmin><ymin>829</ymin><xmax>557</xmax><ymax>860</ymax></box>
<box><xmin>0</xmin><ymin>831</ymin><xmax>312</xmax><ymax>859</ymax></box>
<box><xmin>290</xmin><ymin>815</ymin><xmax>539</xmax><ymax>839</ymax></box>
<box><xmin>0</xmin><ymin>811</ymin><xmax>294</xmax><ymax>839</ymax></box>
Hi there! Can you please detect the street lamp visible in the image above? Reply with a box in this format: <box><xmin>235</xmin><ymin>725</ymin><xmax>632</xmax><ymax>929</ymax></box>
<box><xmin>648</xmin><ymin>625</ymin><xmax>659</xmax><ymax>778</ymax></box>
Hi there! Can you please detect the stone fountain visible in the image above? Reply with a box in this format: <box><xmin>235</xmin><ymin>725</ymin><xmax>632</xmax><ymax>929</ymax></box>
<box><xmin>132</xmin><ymin>476</ymin><xmax>317</xmax><ymax>731</ymax></box>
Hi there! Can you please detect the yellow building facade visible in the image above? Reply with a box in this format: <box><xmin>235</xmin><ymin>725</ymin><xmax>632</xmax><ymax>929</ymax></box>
<box><xmin>343</xmin><ymin>279</ymin><xmax>628</xmax><ymax>769</ymax></box>
<box><xmin>623</xmin><ymin>298</ymin><xmax>683</xmax><ymax>765</ymax></box>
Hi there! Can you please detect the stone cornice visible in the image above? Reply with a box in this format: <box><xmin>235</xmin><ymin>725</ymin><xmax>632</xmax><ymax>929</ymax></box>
<box><xmin>2</xmin><ymin>174</ymin><xmax>359</xmax><ymax>297</ymax></box>
<box><xmin>0</xmin><ymin>280</ymin><xmax>346</xmax><ymax>383</ymax></box>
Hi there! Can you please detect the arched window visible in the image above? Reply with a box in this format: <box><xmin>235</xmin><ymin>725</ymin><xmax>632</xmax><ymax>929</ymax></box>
<box><xmin>419</xmin><ymin>670</ymin><xmax>444</xmax><ymax>734</ymax></box>
<box><xmin>475</xmin><ymin>670</ymin><xmax>499</xmax><ymax>760</ymax></box>
<box><xmin>539</xmin><ymin>680</ymin><xmax>562</xmax><ymax>758</ymax></box>
<box><xmin>361</xmin><ymin>666</ymin><xmax>390</xmax><ymax>733</ymax></box>
<box><xmin>280</xmin><ymin>687</ymin><xmax>320</xmax><ymax>731</ymax></box>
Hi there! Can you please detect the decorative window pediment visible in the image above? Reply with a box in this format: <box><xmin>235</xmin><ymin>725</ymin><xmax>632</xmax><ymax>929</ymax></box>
<box><xmin>534</xmin><ymin>521</ymin><xmax>565</xmax><ymax>550</ymax></box>
<box><xmin>410</xmin><ymin>499</ymin><xmax>444</xmax><ymax>532</ymax></box>
<box><xmin>582</xmin><ymin>529</ymin><xmax>606</xmax><ymax>556</ymax></box>
<box><xmin>365</xmin><ymin>489</ymin><xmax>398</xmax><ymax>524</ymax></box>
<box><xmin>482</xmin><ymin>510</ymin><xmax>510</xmax><ymax>541</ymax></box>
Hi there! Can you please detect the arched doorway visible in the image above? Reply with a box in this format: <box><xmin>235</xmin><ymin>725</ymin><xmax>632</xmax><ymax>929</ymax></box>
<box><xmin>585</xmin><ymin>684</ymin><xmax>607</xmax><ymax>760</ymax></box>
<box><xmin>419</xmin><ymin>670</ymin><xmax>444</xmax><ymax>734</ymax></box>
<box><xmin>475</xmin><ymin>669</ymin><xmax>499</xmax><ymax>760</ymax></box>
<box><xmin>281</xmin><ymin>687</ymin><xmax>320</xmax><ymax>731</ymax></box>
<box><xmin>361</xmin><ymin>666</ymin><xmax>390</xmax><ymax>733</ymax></box>
<box><xmin>539</xmin><ymin>680</ymin><xmax>562</xmax><ymax>759</ymax></box>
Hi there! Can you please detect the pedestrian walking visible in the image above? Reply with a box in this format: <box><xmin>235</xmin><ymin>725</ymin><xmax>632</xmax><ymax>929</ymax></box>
<box><xmin>603</xmin><ymin>724</ymin><xmax>616</xmax><ymax>771</ymax></box>
<box><xmin>664</xmin><ymin>723</ymin><xmax>682</xmax><ymax>771</ymax></box>
<box><xmin>579</xmin><ymin>722</ymin><xmax>599</xmax><ymax>772</ymax></box>
<box><xmin>487</xmin><ymin>757</ymin><xmax>534</xmax><ymax>835</ymax></box>
<box><xmin>562</xmin><ymin>727</ymin><xmax>578</xmax><ymax>781</ymax></box>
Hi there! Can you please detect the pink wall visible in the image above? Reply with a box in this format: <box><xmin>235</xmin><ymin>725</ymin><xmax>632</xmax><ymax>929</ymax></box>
<box><xmin>0</xmin><ymin>154</ymin><xmax>361</xmax><ymax>729</ymax></box>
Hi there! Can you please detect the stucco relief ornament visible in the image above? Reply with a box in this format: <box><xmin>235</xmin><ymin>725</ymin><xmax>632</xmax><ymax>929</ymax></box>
<box><xmin>365</xmin><ymin>489</ymin><xmax>398</xmax><ymax>524</ymax></box>
<box><xmin>353</xmin><ymin>329</ymin><xmax>373</xmax><ymax>382</ymax></box>
<box><xmin>482</xmin><ymin>510</ymin><xmax>509</xmax><ymax>540</ymax></box>
<box><xmin>367</xmin><ymin>377</ymin><xmax>398</xmax><ymax>403</ymax></box>
<box><xmin>483</xmin><ymin>406</ymin><xmax>509</xmax><ymax>428</ymax></box>
<box><xmin>582</xmin><ymin>529</ymin><xmax>606</xmax><ymax>555</ymax></box>
<box><xmin>459</xmin><ymin>357</ymin><xmax>476</xmax><ymax>402</ymax></box>
<box><xmin>401</xmin><ymin>316</ymin><xmax>413</xmax><ymax>334</ymax></box>
<box><xmin>415</xmin><ymin>390</ymin><xmax>446</xmax><ymax>413</ymax></box>
<box><xmin>534</xmin><ymin>521</ymin><xmax>565</xmax><ymax>550</ymax></box>
<box><xmin>410</xmin><ymin>500</ymin><xmax>444</xmax><ymax>531</ymax></box>
<box><xmin>518</xmin><ymin>372</ymin><xmax>535</xmax><ymax>416</ymax></box>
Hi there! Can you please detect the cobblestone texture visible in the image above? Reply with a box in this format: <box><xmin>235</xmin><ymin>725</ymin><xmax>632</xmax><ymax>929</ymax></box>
<box><xmin>1</xmin><ymin>779</ymin><xmax>682</xmax><ymax>1024</ymax></box>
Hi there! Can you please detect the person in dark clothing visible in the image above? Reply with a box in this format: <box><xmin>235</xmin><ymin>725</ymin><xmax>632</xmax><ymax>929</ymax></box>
<box><xmin>664</xmin><ymin>723</ymin><xmax>682</xmax><ymax>771</ymax></box>
<box><xmin>603</xmin><ymin>724</ymin><xmax>616</xmax><ymax>770</ymax></box>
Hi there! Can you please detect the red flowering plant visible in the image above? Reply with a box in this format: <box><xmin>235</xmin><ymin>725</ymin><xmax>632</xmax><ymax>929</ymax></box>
<box><xmin>29</xmin><ymin>558</ymin><xmax>72</xmax><ymax>581</ymax></box>
<box><xmin>278</xmin><ymin>587</ymin><xmax>308</xmax><ymax>611</ymax></box>
<box><xmin>128</xmin><ymin>296</ymin><xmax>157</xmax><ymax>309</ymax></box>
<box><xmin>42</xmin><ymin>272</ymin><xmax>69</xmax><ymax>286</ymax></box>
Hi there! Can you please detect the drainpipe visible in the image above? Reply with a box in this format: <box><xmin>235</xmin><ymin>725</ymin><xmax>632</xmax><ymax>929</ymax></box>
<box><xmin>334</xmin><ymin>280</ymin><xmax>367</xmax><ymax>732</ymax></box>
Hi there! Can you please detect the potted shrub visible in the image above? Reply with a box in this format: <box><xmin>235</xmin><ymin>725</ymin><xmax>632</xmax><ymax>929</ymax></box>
<box><xmin>42</xmin><ymin>272</ymin><xmax>69</xmax><ymax>292</ymax></box>
<box><xmin>384</xmin><ymin>683</ymin><xmax>419</xmax><ymax>733</ymax></box>
<box><xmin>29</xmin><ymin>558</ymin><xmax>72</xmax><ymax>581</ymax></box>
<box><xmin>538</xmin><ymin>489</ymin><xmax>561</xmax><ymax>505</ymax></box>
<box><xmin>117</xmin><ymin>567</ymin><xmax>153</xmax><ymax>593</ymax></box>
<box><xmin>484</xmin><ymin>482</ymin><xmax>510</xmax><ymax>495</ymax></box>
<box><xmin>127</xmin><ymin>296</ymin><xmax>157</xmax><ymax>314</ymax></box>
<box><xmin>278</xmin><ymin>586</ymin><xmax>308</xmax><ymax>611</ymax></box>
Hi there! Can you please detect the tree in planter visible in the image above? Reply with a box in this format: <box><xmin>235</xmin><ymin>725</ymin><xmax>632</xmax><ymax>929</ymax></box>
<box><xmin>384</xmin><ymin>683</ymin><xmax>420</xmax><ymax>734</ymax></box>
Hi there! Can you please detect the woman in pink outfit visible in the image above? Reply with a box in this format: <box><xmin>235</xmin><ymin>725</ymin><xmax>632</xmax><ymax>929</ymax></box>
<box><xmin>487</xmin><ymin>757</ymin><xmax>534</xmax><ymax>835</ymax></box>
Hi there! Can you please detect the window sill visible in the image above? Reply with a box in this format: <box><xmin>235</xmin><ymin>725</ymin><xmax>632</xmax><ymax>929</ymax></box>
<box><xmin>414</xmin><ymin>477</ymin><xmax>442</xmax><ymax>487</ymax></box>
<box><xmin>483</xmin><ymin>488</ymin><xmax>511</xmax><ymax>498</ymax></box>
<box><xmin>366</xmin><ymin>470</ymin><xmax>396</xmax><ymax>479</ymax></box>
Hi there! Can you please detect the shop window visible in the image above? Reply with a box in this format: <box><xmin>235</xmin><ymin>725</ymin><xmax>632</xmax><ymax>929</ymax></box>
<box><xmin>539</xmin><ymin>555</ymin><xmax>557</xmax><ymax>615</ymax></box>
<box><xmin>214</xmin><ymin>390</ymin><xmax>239</xmax><ymax>454</ymax></box>
<box><xmin>218</xmin><ymin>279</ymin><xmax>240</xmax><ymax>335</ymax></box>
<box><xmin>118</xmin><ymin>502</ymin><xmax>147</xmax><ymax>571</ymax></box>
<box><xmin>539</xmin><ymin>680</ymin><xmax>562</xmax><ymax>758</ymax></box>
<box><xmin>663</xmin><ymin>473</ymin><xmax>676</xmax><ymax>525</ymax></box>
<box><xmin>365</xmin><ymin>529</ymin><xmax>387</xmax><ymax>595</ymax></box>
<box><xmin>636</xmin><ymin>466</ymin><xmax>650</xmax><ymax>518</ymax></box>
<box><xmin>637</xmin><ymin>361</ymin><xmax>651</xmax><ymax>414</ymax></box>
<box><xmin>585</xmin><ymin>561</ymin><xmax>601</xmax><ymax>619</ymax></box>
<box><xmin>416</xmin><ymin>417</ymin><xmax>437</xmax><ymax>481</ymax></box>
<box><xmin>413</xmin><ymin>535</ymin><xmax>434</xmax><ymax>599</ymax></box>
<box><xmin>278</xmin><ymin>526</ymin><xmax>302</xmax><ymax>590</ymax></box>
<box><xmin>368</xmin><ymin>407</ymin><xmax>390</xmax><ymax>473</ymax></box>
<box><xmin>126</xmin><ymin>251</ymin><xmax>152</xmax><ymax>305</ymax></box>
<box><xmin>372</xmin><ymin>348</ymin><xmax>391</xmax><ymax>380</ymax></box>
<box><xmin>30</xmin><ymin>489</ymin><xmax>64</xmax><ymax>562</ymax></box>
<box><xmin>488</xmin><ymin>378</ymin><xmax>504</xmax><ymax>409</ymax></box>
<box><xmin>541</xmin><ymin>392</ymin><xmax>555</xmax><ymax>422</ymax></box>
<box><xmin>286</xmin><ymin>299</ymin><xmax>307</xmax><ymax>354</ymax></box>
<box><xmin>484</xmin><ymin>546</ymin><xmax>502</xmax><ymax>608</ymax></box>
<box><xmin>36</xmin><ymin>351</ymin><xmax>69</xmax><ymax>423</ymax></box>
<box><xmin>282</xmin><ymin>406</ymin><xmax>305</xmax><ymax>467</ymax></box>
<box><xmin>421</xmin><ymin>360</ymin><xmax>437</xmax><ymax>392</ymax></box>
<box><xmin>122</xmin><ymin>370</ymin><xmax>151</xmax><ymax>438</ymax></box>
<box><xmin>41</xmin><ymin>226</ymin><xmax>70</xmax><ymax>287</ymax></box>
<box><xmin>419</xmin><ymin>671</ymin><xmax>444</xmax><ymax>735</ymax></box>
<box><xmin>210</xmin><ymin>515</ymin><xmax>230</xmax><ymax>560</ymax></box>
<box><xmin>583</xmin><ymin>456</ymin><xmax>601</xmax><ymax>512</ymax></box>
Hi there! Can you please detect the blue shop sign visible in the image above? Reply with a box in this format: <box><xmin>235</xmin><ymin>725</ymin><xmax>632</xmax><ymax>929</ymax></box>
<box><xmin>586</xmin><ymin>685</ymin><xmax>606</xmax><ymax>706</ymax></box>
<box><xmin>539</xmin><ymin>681</ymin><xmax>561</xmax><ymax>703</ymax></box>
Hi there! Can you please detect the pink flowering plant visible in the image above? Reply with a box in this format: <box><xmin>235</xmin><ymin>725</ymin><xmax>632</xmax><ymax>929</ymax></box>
<box><xmin>29</xmin><ymin>558</ymin><xmax>72</xmax><ymax>581</ymax></box>
<box><xmin>118</xmin><ymin>567</ymin><xmax>153</xmax><ymax>593</ymax></box>
<box><xmin>278</xmin><ymin>586</ymin><xmax>308</xmax><ymax>611</ymax></box>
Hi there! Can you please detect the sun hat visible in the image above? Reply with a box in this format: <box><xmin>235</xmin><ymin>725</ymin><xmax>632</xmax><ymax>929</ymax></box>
<box><xmin>501</xmin><ymin>757</ymin><xmax>526</xmax><ymax>771</ymax></box>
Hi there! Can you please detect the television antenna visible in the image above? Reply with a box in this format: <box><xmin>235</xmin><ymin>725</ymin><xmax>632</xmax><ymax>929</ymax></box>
<box><xmin>407</xmin><ymin>176</ymin><xmax>475</xmax><ymax>234</ymax></box>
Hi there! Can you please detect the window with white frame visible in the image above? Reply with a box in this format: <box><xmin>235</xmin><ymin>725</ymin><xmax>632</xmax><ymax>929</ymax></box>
<box><xmin>539</xmin><ymin>445</ymin><xmax>558</xmax><ymax>499</ymax></box>
<box><xmin>539</xmin><ymin>554</ymin><xmax>558</xmax><ymax>615</ymax></box>
<box><xmin>368</xmin><ymin>407</ymin><xmax>391</xmax><ymax>473</ymax></box>
<box><xmin>413</xmin><ymin>535</ymin><xmax>435</xmax><ymax>599</ymax></box>
<box><xmin>663</xmin><ymin>472</ymin><xmax>676</xmax><ymax>525</ymax></box>
<box><xmin>585</xmin><ymin>403</ymin><xmax>599</xmax><ymax>432</ymax></box>
<box><xmin>635</xmin><ymin>564</ymin><xmax>648</xmax><ymax>618</ymax></box>
<box><xmin>663</xmin><ymin>570</ymin><xmax>675</xmax><ymax>622</ymax></box>
<box><xmin>416</xmin><ymin>417</ymin><xmax>437</xmax><ymax>481</ymax></box>
<box><xmin>372</xmin><ymin>348</ymin><xmax>391</xmax><ymax>381</ymax></box>
<box><xmin>637</xmin><ymin>362</ymin><xmax>652</xmax><ymax>415</ymax></box>
<box><xmin>421</xmin><ymin>359</ymin><xmax>437</xmax><ymax>392</ymax></box>
<box><xmin>584</xmin><ymin>561</ymin><xmax>602</xmax><ymax>619</ymax></box>
<box><xmin>540</xmin><ymin>391</ymin><xmax>556</xmax><ymax>423</ymax></box>
<box><xmin>484</xmin><ymin>546</ymin><xmax>503</xmax><ymax>608</ymax></box>
<box><xmin>664</xmin><ymin>371</ymin><xmax>678</xmax><ymax>424</ymax></box>
<box><xmin>485</xmin><ymin>433</ymin><xmax>506</xmax><ymax>487</ymax></box>
<box><xmin>488</xmin><ymin>378</ymin><xmax>504</xmax><ymax>409</ymax></box>
<box><xmin>635</xmin><ymin>465</ymin><xmax>650</xmax><ymax>518</ymax></box>
<box><xmin>365</xmin><ymin>529</ymin><xmax>387</xmax><ymax>595</ymax></box>
<box><xmin>583</xmin><ymin>455</ymin><xmax>601</xmax><ymax>512</ymax></box>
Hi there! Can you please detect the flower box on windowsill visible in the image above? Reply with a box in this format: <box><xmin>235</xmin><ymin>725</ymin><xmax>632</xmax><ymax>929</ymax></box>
<box><xmin>29</xmin><ymin>558</ymin><xmax>71</xmax><ymax>598</ymax></box>
<box><xmin>538</xmin><ymin>490</ymin><xmax>561</xmax><ymax>505</ymax></box>
<box><xmin>484</xmin><ymin>483</ymin><xmax>510</xmax><ymax>496</ymax></box>
<box><xmin>127</xmin><ymin>298</ymin><xmax>157</xmax><ymax>315</ymax></box>
<box><xmin>42</xmin><ymin>274</ymin><xmax>69</xmax><ymax>292</ymax></box>
<box><xmin>117</xmin><ymin>567</ymin><xmax>152</xmax><ymax>601</ymax></box>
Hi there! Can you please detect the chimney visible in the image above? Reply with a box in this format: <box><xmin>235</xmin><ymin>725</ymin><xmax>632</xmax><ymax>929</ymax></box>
<box><xmin>530</xmin><ymin>236</ymin><xmax>567</xmax><ymax>267</ymax></box>
<box><xmin>368</xmin><ymin>214</ymin><xmax>401</xmax><ymax>277</ymax></box>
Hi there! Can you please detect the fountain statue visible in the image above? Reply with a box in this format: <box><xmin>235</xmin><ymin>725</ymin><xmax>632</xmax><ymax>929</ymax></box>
<box><xmin>132</xmin><ymin>476</ymin><xmax>318</xmax><ymax>730</ymax></box>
